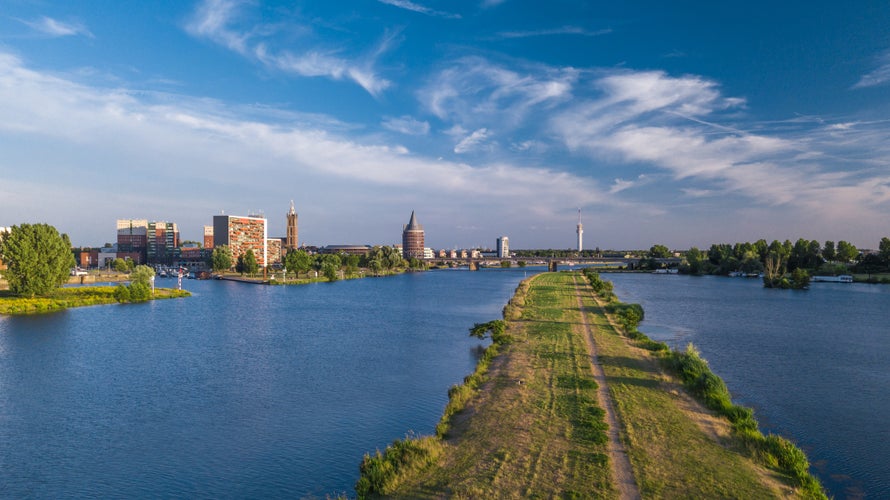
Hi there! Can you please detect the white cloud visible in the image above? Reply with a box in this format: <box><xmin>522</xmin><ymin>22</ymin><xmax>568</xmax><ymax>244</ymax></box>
<box><xmin>377</xmin><ymin>0</ymin><xmax>461</xmax><ymax>19</ymax></box>
<box><xmin>0</xmin><ymin>52</ymin><xmax>617</xmax><ymax>247</ymax></box>
<box><xmin>419</xmin><ymin>56</ymin><xmax>577</xmax><ymax>130</ymax></box>
<box><xmin>454</xmin><ymin>128</ymin><xmax>492</xmax><ymax>153</ymax></box>
<box><xmin>185</xmin><ymin>0</ymin><xmax>391</xmax><ymax>96</ymax></box>
<box><xmin>185</xmin><ymin>0</ymin><xmax>248</xmax><ymax>53</ymax></box>
<box><xmin>609</xmin><ymin>175</ymin><xmax>647</xmax><ymax>194</ymax></box>
<box><xmin>550</xmin><ymin>68</ymin><xmax>890</xmax><ymax>223</ymax></box>
<box><xmin>853</xmin><ymin>50</ymin><xmax>890</xmax><ymax>89</ymax></box>
<box><xmin>21</xmin><ymin>16</ymin><xmax>93</xmax><ymax>38</ymax></box>
<box><xmin>381</xmin><ymin>115</ymin><xmax>430</xmax><ymax>135</ymax></box>
<box><xmin>495</xmin><ymin>26</ymin><xmax>611</xmax><ymax>39</ymax></box>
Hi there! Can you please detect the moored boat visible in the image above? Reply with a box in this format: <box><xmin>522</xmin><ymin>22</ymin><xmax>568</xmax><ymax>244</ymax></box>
<box><xmin>812</xmin><ymin>274</ymin><xmax>853</xmax><ymax>283</ymax></box>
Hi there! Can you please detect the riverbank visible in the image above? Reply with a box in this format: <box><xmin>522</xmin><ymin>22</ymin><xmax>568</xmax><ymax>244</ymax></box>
<box><xmin>0</xmin><ymin>286</ymin><xmax>190</xmax><ymax>315</ymax></box>
<box><xmin>360</xmin><ymin>271</ymin><xmax>825</xmax><ymax>498</ymax></box>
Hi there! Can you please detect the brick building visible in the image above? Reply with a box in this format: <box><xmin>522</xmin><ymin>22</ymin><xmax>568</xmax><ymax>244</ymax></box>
<box><xmin>116</xmin><ymin>219</ymin><xmax>148</xmax><ymax>264</ymax></box>
<box><xmin>401</xmin><ymin>211</ymin><xmax>425</xmax><ymax>260</ymax></box>
<box><xmin>213</xmin><ymin>214</ymin><xmax>268</xmax><ymax>268</ymax></box>
<box><xmin>203</xmin><ymin>225</ymin><xmax>214</xmax><ymax>249</ymax></box>
<box><xmin>147</xmin><ymin>221</ymin><xmax>179</xmax><ymax>265</ymax></box>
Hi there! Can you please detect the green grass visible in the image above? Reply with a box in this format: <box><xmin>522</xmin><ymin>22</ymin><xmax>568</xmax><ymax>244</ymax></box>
<box><xmin>360</xmin><ymin>271</ymin><xmax>821</xmax><ymax>498</ymax></box>
<box><xmin>580</xmin><ymin>289</ymin><xmax>787</xmax><ymax>498</ymax></box>
<box><xmin>0</xmin><ymin>286</ymin><xmax>190</xmax><ymax>315</ymax></box>
<box><xmin>581</xmin><ymin>269</ymin><xmax>825</xmax><ymax>499</ymax></box>
<box><xmin>387</xmin><ymin>273</ymin><xmax>614</xmax><ymax>498</ymax></box>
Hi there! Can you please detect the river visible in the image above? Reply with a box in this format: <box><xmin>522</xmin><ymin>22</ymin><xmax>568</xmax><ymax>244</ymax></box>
<box><xmin>605</xmin><ymin>273</ymin><xmax>890</xmax><ymax>499</ymax></box>
<box><xmin>1</xmin><ymin>269</ymin><xmax>886</xmax><ymax>498</ymax></box>
<box><xmin>0</xmin><ymin>269</ymin><xmax>534</xmax><ymax>498</ymax></box>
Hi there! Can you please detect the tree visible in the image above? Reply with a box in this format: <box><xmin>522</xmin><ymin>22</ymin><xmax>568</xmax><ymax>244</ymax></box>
<box><xmin>322</xmin><ymin>261</ymin><xmax>339</xmax><ymax>281</ymax></box>
<box><xmin>242</xmin><ymin>249</ymin><xmax>259</xmax><ymax>275</ymax></box>
<box><xmin>284</xmin><ymin>249</ymin><xmax>312</xmax><ymax>278</ymax></box>
<box><xmin>822</xmin><ymin>241</ymin><xmax>836</xmax><ymax>262</ymax></box>
<box><xmin>789</xmin><ymin>238</ymin><xmax>822</xmax><ymax>271</ymax></box>
<box><xmin>879</xmin><ymin>237</ymin><xmax>890</xmax><ymax>262</ymax></box>
<box><xmin>113</xmin><ymin>283</ymin><xmax>131</xmax><ymax>302</ymax></box>
<box><xmin>114</xmin><ymin>265</ymin><xmax>155</xmax><ymax>303</ymax></box>
<box><xmin>753</xmin><ymin>239</ymin><xmax>769</xmax><ymax>261</ymax></box>
<box><xmin>131</xmin><ymin>265</ymin><xmax>155</xmax><ymax>287</ymax></box>
<box><xmin>682</xmin><ymin>247</ymin><xmax>706</xmax><ymax>274</ymax></box>
<box><xmin>708</xmin><ymin>243</ymin><xmax>732</xmax><ymax>266</ymax></box>
<box><xmin>113</xmin><ymin>257</ymin><xmax>129</xmax><ymax>273</ymax></box>
<box><xmin>368</xmin><ymin>258</ymin><xmax>383</xmax><ymax>276</ymax></box>
<box><xmin>313</xmin><ymin>254</ymin><xmax>341</xmax><ymax>274</ymax></box>
<box><xmin>649</xmin><ymin>244</ymin><xmax>671</xmax><ymax>259</ymax></box>
<box><xmin>739</xmin><ymin>256</ymin><xmax>764</xmax><ymax>274</ymax></box>
<box><xmin>836</xmin><ymin>240</ymin><xmax>858</xmax><ymax>263</ymax></box>
<box><xmin>763</xmin><ymin>251</ymin><xmax>787</xmax><ymax>288</ymax></box>
<box><xmin>211</xmin><ymin>245</ymin><xmax>233</xmax><ymax>272</ymax></box>
<box><xmin>469</xmin><ymin>320</ymin><xmax>510</xmax><ymax>344</ymax></box>
<box><xmin>343</xmin><ymin>254</ymin><xmax>361</xmax><ymax>275</ymax></box>
<box><xmin>0</xmin><ymin>223</ymin><xmax>75</xmax><ymax>298</ymax></box>
<box><xmin>128</xmin><ymin>265</ymin><xmax>155</xmax><ymax>301</ymax></box>
<box><xmin>791</xmin><ymin>268</ymin><xmax>810</xmax><ymax>289</ymax></box>
<box><xmin>129</xmin><ymin>280</ymin><xmax>151</xmax><ymax>301</ymax></box>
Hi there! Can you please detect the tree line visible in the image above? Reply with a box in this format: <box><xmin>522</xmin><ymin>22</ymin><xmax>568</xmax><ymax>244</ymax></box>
<box><xmin>673</xmin><ymin>238</ymin><xmax>890</xmax><ymax>274</ymax></box>
<box><xmin>658</xmin><ymin>237</ymin><xmax>890</xmax><ymax>288</ymax></box>
<box><xmin>209</xmin><ymin>244</ymin><xmax>426</xmax><ymax>281</ymax></box>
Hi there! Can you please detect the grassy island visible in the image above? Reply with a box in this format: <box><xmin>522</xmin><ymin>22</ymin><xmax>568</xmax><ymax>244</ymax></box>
<box><xmin>0</xmin><ymin>286</ymin><xmax>191</xmax><ymax>315</ymax></box>
<box><xmin>356</xmin><ymin>271</ymin><xmax>826</xmax><ymax>499</ymax></box>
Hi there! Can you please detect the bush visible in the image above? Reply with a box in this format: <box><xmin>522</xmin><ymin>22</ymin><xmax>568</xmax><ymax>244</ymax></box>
<box><xmin>606</xmin><ymin>303</ymin><xmax>644</xmax><ymax>333</ymax></box>
<box><xmin>129</xmin><ymin>281</ymin><xmax>151</xmax><ymax>302</ymax></box>
<box><xmin>356</xmin><ymin>435</ymin><xmax>444</xmax><ymax>498</ymax></box>
<box><xmin>113</xmin><ymin>284</ymin><xmax>131</xmax><ymax>303</ymax></box>
<box><xmin>764</xmin><ymin>434</ymin><xmax>811</xmax><ymax>480</ymax></box>
<box><xmin>469</xmin><ymin>320</ymin><xmax>511</xmax><ymax>344</ymax></box>
<box><xmin>664</xmin><ymin>344</ymin><xmax>827</xmax><ymax>498</ymax></box>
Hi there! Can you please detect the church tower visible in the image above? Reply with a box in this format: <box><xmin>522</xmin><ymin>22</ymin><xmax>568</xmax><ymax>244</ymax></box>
<box><xmin>286</xmin><ymin>200</ymin><xmax>299</xmax><ymax>251</ymax></box>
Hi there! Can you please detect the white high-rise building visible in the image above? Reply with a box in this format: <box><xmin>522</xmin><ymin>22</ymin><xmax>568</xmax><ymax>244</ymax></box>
<box><xmin>497</xmin><ymin>236</ymin><xmax>509</xmax><ymax>258</ymax></box>
<box><xmin>576</xmin><ymin>209</ymin><xmax>583</xmax><ymax>252</ymax></box>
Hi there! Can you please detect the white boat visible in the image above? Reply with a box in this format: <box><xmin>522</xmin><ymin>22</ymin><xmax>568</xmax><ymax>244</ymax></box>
<box><xmin>812</xmin><ymin>275</ymin><xmax>853</xmax><ymax>283</ymax></box>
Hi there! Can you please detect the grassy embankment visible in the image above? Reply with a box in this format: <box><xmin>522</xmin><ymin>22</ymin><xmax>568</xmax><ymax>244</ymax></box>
<box><xmin>581</xmin><ymin>269</ymin><xmax>826</xmax><ymax>499</ymax></box>
<box><xmin>357</xmin><ymin>272</ymin><xmax>614</xmax><ymax>498</ymax></box>
<box><xmin>356</xmin><ymin>271</ymin><xmax>827</xmax><ymax>498</ymax></box>
<box><xmin>0</xmin><ymin>287</ymin><xmax>190</xmax><ymax>315</ymax></box>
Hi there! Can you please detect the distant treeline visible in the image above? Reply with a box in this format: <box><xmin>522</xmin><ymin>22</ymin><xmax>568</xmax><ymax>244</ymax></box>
<box><xmin>669</xmin><ymin>237</ymin><xmax>890</xmax><ymax>277</ymax></box>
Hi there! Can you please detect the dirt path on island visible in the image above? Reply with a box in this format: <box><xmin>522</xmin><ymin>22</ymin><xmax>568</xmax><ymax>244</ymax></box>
<box><xmin>573</xmin><ymin>276</ymin><xmax>642</xmax><ymax>500</ymax></box>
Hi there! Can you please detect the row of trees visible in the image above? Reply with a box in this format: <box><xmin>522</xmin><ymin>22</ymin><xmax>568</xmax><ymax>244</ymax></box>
<box><xmin>208</xmin><ymin>244</ymin><xmax>423</xmax><ymax>281</ymax></box>
<box><xmin>675</xmin><ymin>238</ymin><xmax>873</xmax><ymax>277</ymax></box>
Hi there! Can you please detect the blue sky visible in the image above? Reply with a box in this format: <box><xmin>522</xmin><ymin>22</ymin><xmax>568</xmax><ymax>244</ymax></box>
<box><xmin>1</xmin><ymin>1</ymin><xmax>889</xmax><ymax>250</ymax></box>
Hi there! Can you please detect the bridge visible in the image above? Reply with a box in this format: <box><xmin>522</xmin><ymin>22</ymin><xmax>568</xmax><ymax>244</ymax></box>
<box><xmin>431</xmin><ymin>256</ymin><xmax>682</xmax><ymax>271</ymax></box>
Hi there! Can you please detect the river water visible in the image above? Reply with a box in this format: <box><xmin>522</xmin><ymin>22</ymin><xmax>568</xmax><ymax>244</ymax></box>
<box><xmin>605</xmin><ymin>273</ymin><xmax>890</xmax><ymax>499</ymax></box>
<box><xmin>0</xmin><ymin>269</ymin><xmax>533</xmax><ymax>498</ymax></box>
<box><xmin>1</xmin><ymin>270</ymin><xmax>886</xmax><ymax>498</ymax></box>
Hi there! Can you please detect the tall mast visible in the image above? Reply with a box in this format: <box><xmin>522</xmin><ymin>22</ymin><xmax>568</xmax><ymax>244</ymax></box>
<box><xmin>576</xmin><ymin>208</ymin><xmax>583</xmax><ymax>253</ymax></box>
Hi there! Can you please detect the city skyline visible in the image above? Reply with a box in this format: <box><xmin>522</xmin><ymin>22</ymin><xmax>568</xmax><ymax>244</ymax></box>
<box><xmin>2</xmin><ymin>2</ymin><xmax>890</xmax><ymax>250</ymax></box>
